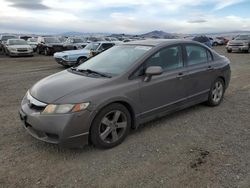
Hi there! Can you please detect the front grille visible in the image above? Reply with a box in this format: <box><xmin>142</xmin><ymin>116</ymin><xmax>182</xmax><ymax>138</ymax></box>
<box><xmin>17</xmin><ymin>48</ymin><xmax>28</xmax><ymax>52</ymax></box>
<box><xmin>229</xmin><ymin>43</ymin><xmax>243</xmax><ymax>46</ymax></box>
<box><xmin>29</xmin><ymin>103</ymin><xmax>45</xmax><ymax>111</ymax></box>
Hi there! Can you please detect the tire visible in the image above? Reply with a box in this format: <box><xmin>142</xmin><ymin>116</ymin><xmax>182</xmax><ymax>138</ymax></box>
<box><xmin>44</xmin><ymin>48</ymin><xmax>49</xmax><ymax>56</ymax></box>
<box><xmin>213</xmin><ymin>42</ymin><xmax>218</xmax><ymax>46</ymax></box>
<box><xmin>76</xmin><ymin>57</ymin><xmax>87</xmax><ymax>65</ymax></box>
<box><xmin>90</xmin><ymin>103</ymin><xmax>131</xmax><ymax>149</ymax></box>
<box><xmin>246</xmin><ymin>47</ymin><xmax>250</xmax><ymax>53</ymax></box>
<box><xmin>37</xmin><ymin>47</ymin><xmax>41</xmax><ymax>54</ymax></box>
<box><xmin>5</xmin><ymin>49</ymin><xmax>9</xmax><ymax>56</ymax></box>
<box><xmin>227</xmin><ymin>49</ymin><xmax>232</xmax><ymax>53</ymax></box>
<box><xmin>207</xmin><ymin>78</ymin><xmax>225</xmax><ymax>106</ymax></box>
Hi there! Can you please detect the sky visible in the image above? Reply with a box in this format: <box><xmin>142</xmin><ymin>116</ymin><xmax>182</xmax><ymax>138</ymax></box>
<box><xmin>0</xmin><ymin>0</ymin><xmax>250</xmax><ymax>34</ymax></box>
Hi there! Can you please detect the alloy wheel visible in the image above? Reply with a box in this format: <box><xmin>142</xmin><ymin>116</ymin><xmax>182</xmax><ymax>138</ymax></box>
<box><xmin>212</xmin><ymin>81</ymin><xmax>223</xmax><ymax>103</ymax></box>
<box><xmin>99</xmin><ymin>110</ymin><xmax>127</xmax><ymax>144</ymax></box>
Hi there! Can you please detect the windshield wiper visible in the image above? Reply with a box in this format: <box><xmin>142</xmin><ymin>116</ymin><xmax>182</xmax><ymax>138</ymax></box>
<box><xmin>71</xmin><ymin>68</ymin><xmax>112</xmax><ymax>78</ymax></box>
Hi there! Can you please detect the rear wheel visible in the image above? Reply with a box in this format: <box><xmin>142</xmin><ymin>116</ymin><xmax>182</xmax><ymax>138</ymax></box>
<box><xmin>207</xmin><ymin>78</ymin><xmax>225</xmax><ymax>106</ymax></box>
<box><xmin>227</xmin><ymin>49</ymin><xmax>232</xmax><ymax>53</ymax></box>
<box><xmin>90</xmin><ymin>103</ymin><xmax>131</xmax><ymax>149</ymax></box>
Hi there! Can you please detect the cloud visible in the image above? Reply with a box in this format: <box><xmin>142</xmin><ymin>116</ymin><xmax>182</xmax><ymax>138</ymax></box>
<box><xmin>0</xmin><ymin>0</ymin><xmax>249</xmax><ymax>34</ymax></box>
<box><xmin>7</xmin><ymin>0</ymin><xmax>49</xmax><ymax>10</ymax></box>
<box><xmin>214</xmin><ymin>0</ymin><xmax>245</xmax><ymax>10</ymax></box>
<box><xmin>187</xmin><ymin>19</ymin><xmax>208</xmax><ymax>23</ymax></box>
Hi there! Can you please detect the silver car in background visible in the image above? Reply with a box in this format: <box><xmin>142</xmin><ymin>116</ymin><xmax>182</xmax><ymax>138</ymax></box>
<box><xmin>226</xmin><ymin>35</ymin><xmax>250</xmax><ymax>53</ymax></box>
<box><xmin>5</xmin><ymin>39</ymin><xmax>33</xmax><ymax>57</ymax></box>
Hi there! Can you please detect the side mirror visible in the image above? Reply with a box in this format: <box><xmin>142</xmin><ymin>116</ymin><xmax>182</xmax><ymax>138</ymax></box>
<box><xmin>144</xmin><ymin>66</ymin><xmax>163</xmax><ymax>82</ymax></box>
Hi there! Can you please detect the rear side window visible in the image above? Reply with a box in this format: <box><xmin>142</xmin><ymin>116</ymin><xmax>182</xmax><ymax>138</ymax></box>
<box><xmin>145</xmin><ymin>45</ymin><xmax>183</xmax><ymax>71</ymax></box>
<box><xmin>186</xmin><ymin>45</ymin><xmax>208</xmax><ymax>65</ymax></box>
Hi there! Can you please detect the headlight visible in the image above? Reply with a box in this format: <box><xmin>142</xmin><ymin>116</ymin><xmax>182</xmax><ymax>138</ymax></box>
<box><xmin>243</xmin><ymin>42</ymin><xmax>249</xmax><ymax>46</ymax></box>
<box><xmin>8</xmin><ymin>47</ymin><xmax>17</xmax><ymax>52</ymax></box>
<box><xmin>62</xmin><ymin>55</ymin><xmax>69</xmax><ymax>60</ymax></box>
<box><xmin>42</xmin><ymin>102</ymin><xmax>90</xmax><ymax>114</ymax></box>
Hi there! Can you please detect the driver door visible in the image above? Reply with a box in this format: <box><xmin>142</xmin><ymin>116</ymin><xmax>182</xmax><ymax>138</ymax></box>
<box><xmin>138</xmin><ymin>45</ymin><xmax>189</xmax><ymax>120</ymax></box>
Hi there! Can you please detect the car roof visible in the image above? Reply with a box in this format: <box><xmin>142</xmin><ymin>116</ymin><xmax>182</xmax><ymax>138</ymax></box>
<box><xmin>123</xmin><ymin>39</ymin><xmax>200</xmax><ymax>47</ymax></box>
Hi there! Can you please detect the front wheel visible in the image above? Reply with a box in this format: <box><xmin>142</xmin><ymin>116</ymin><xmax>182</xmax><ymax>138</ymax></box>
<box><xmin>207</xmin><ymin>78</ymin><xmax>225</xmax><ymax>106</ymax></box>
<box><xmin>227</xmin><ymin>49</ymin><xmax>232</xmax><ymax>53</ymax></box>
<box><xmin>90</xmin><ymin>103</ymin><xmax>131</xmax><ymax>149</ymax></box>
<box><xmin>76</xmin><ymin>57</ymin><xmax>87</xmax><ymax>65</ymax></box>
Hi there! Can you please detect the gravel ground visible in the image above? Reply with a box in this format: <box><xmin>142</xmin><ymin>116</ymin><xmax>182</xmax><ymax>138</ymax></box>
<box><xmin>0</xmin><ymin>46</ymin><xmax>249</xmax><ymax>188</ymax></box>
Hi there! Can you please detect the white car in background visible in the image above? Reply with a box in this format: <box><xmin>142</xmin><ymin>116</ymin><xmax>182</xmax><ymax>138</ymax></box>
<box><xmin>209</xmin><ymin>37</ymin><xmax>224</xmax><ymax>46</ymax></box>
<box><xmin>5</xmin><ymin>39</ymin><xmax>33</xmax><ymax>57</ymax></box>
<box><xmin>27</xmin><ymin>38</ymin><xmax>38</xmax><ymax>51</ymax></box>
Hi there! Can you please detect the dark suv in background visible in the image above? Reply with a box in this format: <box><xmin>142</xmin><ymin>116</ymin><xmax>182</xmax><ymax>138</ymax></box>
<box><xmin>192</xmin><ymin>36</ymin><xmax>212</xmax><ymax>48</ymax></box>
<box><xmin>36</xmin><ymin>36</ymin><xmax>64</xmax><ymax>55</ymax></box>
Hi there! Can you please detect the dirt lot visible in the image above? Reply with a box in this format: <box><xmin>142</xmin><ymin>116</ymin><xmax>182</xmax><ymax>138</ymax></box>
<box><xmin>0</xmin><ymin>46</ymin><xmax>250</xmax><ymax>188</ymax></box>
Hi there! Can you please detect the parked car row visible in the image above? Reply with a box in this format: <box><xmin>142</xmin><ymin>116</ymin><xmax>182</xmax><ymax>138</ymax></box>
<box><xmin>54</xmin><ymin>41</ymin><xmax>115</xmax><ymax>67</ymax></box>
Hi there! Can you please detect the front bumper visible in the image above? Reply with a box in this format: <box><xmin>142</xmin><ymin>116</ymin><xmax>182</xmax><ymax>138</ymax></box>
<box><xmin>9</xmin><ymin>51</ymin><xmax>33</xmax><ymax>56</ymax></box>
<box><xmin>54</xmin><ymin>57</ymin><xmax>76</xmax><ymax>66</ymax></box>
<box><xmin>226</xmin><ymin>45</ymin><xmax>249</xmax><ymax>51</ymax></box>
<box><xmin>19</xmin><ymin>99</ymin><xmax>93</xmax><ymax>148</ymax></box>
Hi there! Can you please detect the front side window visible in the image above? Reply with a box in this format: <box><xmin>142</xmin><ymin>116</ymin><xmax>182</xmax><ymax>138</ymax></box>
<box><xmin>145</xmin><ymin>45</ymin><xmax>183</xmax><ymax>71</ymax></box>
<box><xmin>186</xmin><ymin>45</ymin><xmax>208</xmax><ymax>65</ymax></box>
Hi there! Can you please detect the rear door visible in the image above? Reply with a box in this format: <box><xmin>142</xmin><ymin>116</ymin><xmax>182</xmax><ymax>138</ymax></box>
<box><xmin>184</xmin><ymin>44</ymin><xmax>214</xmax><ymax>100</ymax></box>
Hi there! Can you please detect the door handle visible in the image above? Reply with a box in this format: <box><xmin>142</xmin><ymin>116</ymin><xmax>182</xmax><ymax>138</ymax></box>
<box><xmin>207</xmin><ymin>66</ymin><xmax>214</xmax><ymax>71</ymax></box>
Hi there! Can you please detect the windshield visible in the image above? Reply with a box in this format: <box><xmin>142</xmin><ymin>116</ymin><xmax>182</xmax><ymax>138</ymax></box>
<box><xmin>44</xmin><ymin>37</ymin><xmax>61</xmax><ymax>43</ymax></box>
<box><xmin>2</xmin><ymin>36</ymin><xmax>17</xmax><ymax>41</ymax></box>
<box><xmin>235</xmin><ymin>35</ymin><xmax>250</xmax><ymax>40</ymax></box>
<box><xmin>8</xmin><ymin>39</ymin><xmax>28</xmax><ymax>45</ymax></box>
<box><xmin>77</xmin><ymin>45</ymin><xmax>152</xmax><ymax>76</ymax></box>
<box><xmin>84</xmin><ymin>43</ymin><xmax>100</xmax><ymax>50</ymax></box>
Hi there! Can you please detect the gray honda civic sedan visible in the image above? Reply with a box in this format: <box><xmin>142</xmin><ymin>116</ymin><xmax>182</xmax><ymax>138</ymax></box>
<box><xmin>19</xmin><ymin>39</ymin><xmax>231</xmax><ymax>149</ymax></box>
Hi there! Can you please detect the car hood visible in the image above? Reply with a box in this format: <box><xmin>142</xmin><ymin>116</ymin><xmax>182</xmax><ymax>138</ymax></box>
<box><xmin>8</xmin><ymin>45</ymin><xmax>31</xmax><ymax>49</ymax></box>
<box><xmin>54</xmin><ymin>49</ymin><xmax>90</xmax><ymax>57</ymax></box>
<box><xmin>30</xmin><ymin>70</ymin><xmax>110</xmax><ymax>104</ymax></box>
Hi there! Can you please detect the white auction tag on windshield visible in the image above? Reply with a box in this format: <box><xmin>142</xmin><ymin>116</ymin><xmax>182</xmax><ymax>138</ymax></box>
<box><xmin>134</xmin><ymin>46</ymin><xmax>152</xmax><ymax>51</ymax></box>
